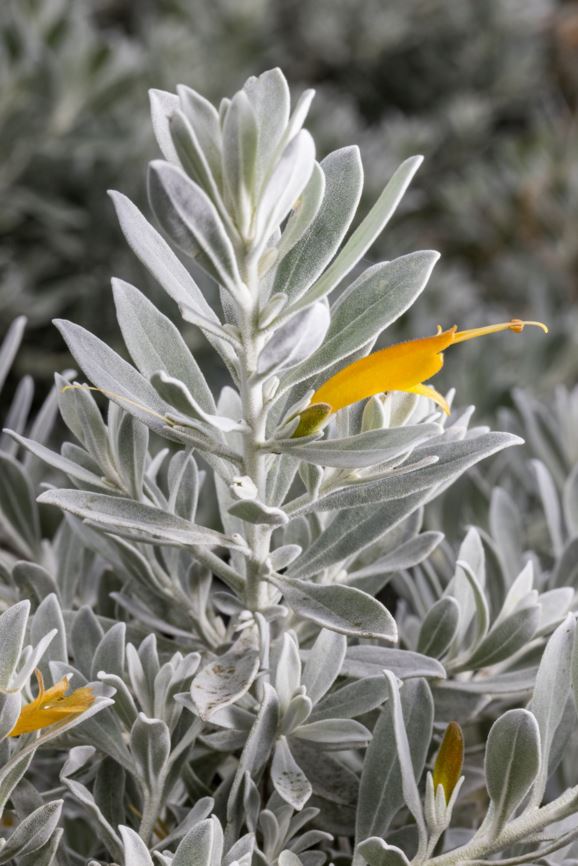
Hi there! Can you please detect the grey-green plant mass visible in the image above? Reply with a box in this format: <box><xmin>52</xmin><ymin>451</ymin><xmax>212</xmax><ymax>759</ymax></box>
<box><xmin>0</xmin><ymin>66</ymin><xmax>577</xmax><ymax>866</ymax></box>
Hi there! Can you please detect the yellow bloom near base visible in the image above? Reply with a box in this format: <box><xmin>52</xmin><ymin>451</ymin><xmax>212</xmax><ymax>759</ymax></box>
<box><xmin>312</xmin><ymin>320</ymin><xmax>548</xmax><ymax>416</ymax></box>
<box><xmin>9</xmin><ymin>670</ymin><xmax>95</xmax><ymax>737</ymax></box>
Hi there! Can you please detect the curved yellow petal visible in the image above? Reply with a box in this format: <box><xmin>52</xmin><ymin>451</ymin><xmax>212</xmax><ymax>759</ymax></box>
<box><xmin>312</xmin><ymin>329</ymin><xmax>454</xmax><ymax>412</ymax></box>
<box><xmin>9</xmin><ymin>671</ymin><xmax>95</xmax><ymax>737</ymax></box>
<box><xmin>405</xmin><ymin>383</ymin><xmax>450</xmax><ymax>415</ymax></box>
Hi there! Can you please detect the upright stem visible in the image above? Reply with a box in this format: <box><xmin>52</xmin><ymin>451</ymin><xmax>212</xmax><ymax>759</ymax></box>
<box><xmin>237</xmin><ymin>250</ymin><xmax>274</xmax><ymax>611</ymax></box>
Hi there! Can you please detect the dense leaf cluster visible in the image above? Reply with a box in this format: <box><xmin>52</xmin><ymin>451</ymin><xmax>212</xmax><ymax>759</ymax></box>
<box><xmin>0</xmin><ymin>67</ymin><xmax>577</xmax><ymax>866</ymax></box>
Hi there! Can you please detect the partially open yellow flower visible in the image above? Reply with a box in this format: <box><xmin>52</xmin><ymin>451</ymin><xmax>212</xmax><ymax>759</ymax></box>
<box><xmin>9</xmin><ymin>670</ymin><xmax>95</xmax><ymax>737</ymax></box>
<box><xmin>312</xmin><ymin>320</ymin><xmax>548</xmax><ymax>416</ymax></box>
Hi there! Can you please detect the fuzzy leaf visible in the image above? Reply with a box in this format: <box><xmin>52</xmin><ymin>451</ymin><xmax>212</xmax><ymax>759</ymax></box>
<box><xmin>282</xmin><ymin>424</ymin><xmax>439</xmax><ymax>468</ymax></box>
<box><xmin>255</xmin><ymin>130</ymin><xmax>316</xmax><ymax>243</ymax></box>
<box><xmin>298</xmin><ymin>155</ymin><xmax>423</xmax><ymax>308</ymax></box>
<box><xmin>149</xmin><ymin>161</ymin><xmax>242</xmax><ymax>294</ymax></box>
<box><xmin>0</xmin><ymin>601</ymin><xmax>29</xmax><ymax>690</ymax></box>
<box><xmin>37</xmin><ymin>489</ymin><xmax>235</xmax><ymax>550</ymax></box>
<box><xmin>259</xmin><ymin>302</ymin><xmax>330</xmax><ymax>376</ymax></box>
<box><xmin>112</xmin><ymin>279</ymin><xmax>215</xmax><ymax>412</ymax></box>
<box><xmin>417</xmin><ymin>597</ymin><xmax>460</xmax><ymax>659</ymax></box>
<box><xmin>485</xmin><ymin>709</ymin><xmax>540</xmax><ymax>835</ymax></box>
<box><xmin>119</xmin><ymin>826</ymin><xmax>154</xmax><ymax>866</ymax></box>
<box><xmin>109</xmin><ymin>191</ymin><xmax>217</xmax><ymax>323</ymax></box>
<box><xmin>356</xmin><ymin>678</ymin><xmax>433</xmax><ymax>843</ymax></box>
<box><xmin>274</xmin><ymin>146</ymin><xmax>363</xmax><ymax>302</ymax></box>
<box><xmin>302</xmin><ymin>629</ymin><xmax>347</xmax><ymax>704</ymax></box>
<box><xmin>0</xmin><ymin>801</ymin><xmax>62</xmax><ymax>863</ymax></box>
<box><xmin>303</xmin><ymin>433</ymin><xmax>521</xmax><ymax>513</ymax></box>
<box><xmin>228</xmin><ymin>499</ymin><xmax>289</xmax><ymax>526</ymax></box>
<box><xmin>530</xmin><ymin>614</ymin><xmax>575</xmax><ymax>801</ymax></box>
<box><xmin>172</xmin><ymin>817</ymin><xmax>224</xmax><ymax>866</ymax></box>
<box><xmin>342</xmin><ymin>645</ymin><xmax>445</xmax><ymax>681</ymax></box>
<box><xmin>191</xmin><ymin>639</ymin><xmax>260</xmax><ymax>720</ymax></box>
<box><xmin>357</xmin><ymin>839</ymin><xmax>411</xmax><ymax>866</ymax></box>
<box><xmin>465</xmin><ymin>605</ymin><xmax>539</xmax><ymax>669</ymax></box>
<box><xmin>272</xmin><ymin>576</ymin><xmax>397</xmax><ymax>641</ymax></box>
<box><xmin>286</xmin><ymin>251</ymin><xmax>439</xmax><ymax>389</ymax></box>
<box><xmin>276</xmin><ymin>162</ymin><xmax>325</xmax><ymax>261</ymax></box>
<box><xmin>271</xmin><ymin>736</ymin><xmax>312</xmax><ymax>811</ymax></box>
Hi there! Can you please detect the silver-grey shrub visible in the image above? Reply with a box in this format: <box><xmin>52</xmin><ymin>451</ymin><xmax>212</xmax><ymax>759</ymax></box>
<box><xmin>0</xmin><ymin>68</ymin><xmax>577</xmax><ymax>866</ymax></box>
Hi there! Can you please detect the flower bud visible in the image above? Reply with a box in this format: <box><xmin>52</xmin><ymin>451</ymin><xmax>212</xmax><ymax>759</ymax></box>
<box><xmin>433</xmin><ymin>720</ymin><xmax>464</xmax><ymax>803</ymax></box>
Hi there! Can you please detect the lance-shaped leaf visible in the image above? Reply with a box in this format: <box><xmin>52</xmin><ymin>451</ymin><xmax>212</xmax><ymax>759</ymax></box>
<box><xmin>417</xmin><ymin>597</ymin><xmax>460</xmax><ymax>659</ymax></box>
<box><xmin>151</xmin><ymin>371</ymin><xmax>246</xmax><ymax>433</ymax></box>
<box><xmin>271</xmin><ymin>575</ymin><xmax>397</xmax><ymax>642</ymax></box>
<box><xmin>5</xmin><ymin>431</ymin><xmax>110</xmax><ymax>491</ymax></box>
<box><xmin>280</xmin><ymin>424</ymin><xmax>440</xmax><ymax>469</ymax></box>
<box><xmin>227</xmin><ymin>684</ymin><xmax>279</xmax><ymax>821</ymax></box>
<box><xmin>37</xmin><ymin>489</ymin><xmax>238</xmax><ymax>550</ymax></box>
<box><xmin>149</xmin><ymin>88</ymin><xmax>180</xmax><ymax>163</ymax></box>
<box><xmin>149</xmin><ymin>161</ymin><xmax>243</xmax><ymax>294</ymax></box>
<box><xmin>351</xmin><ymin>531</ymin><xmax>443</xmax><ymax>583</ymax></box>
<box><xmin>130</xmin><ymin>714</ymin><xmax>171</xmax><ymax>789</ymax></box>
<box><xmin>190</xmin><ymin>634</ymin><xmax>260</xmax><ymax>720</ymax></box>
<box><xmin>171</xmin><ymin>817</ymin><xmax>224</xmax><ymax>866</ymax></box>
<box><xmin>342</xmin><ymin>646</ymin><xmax>445</xmax><ymax>682</ymax></box>
<box><xmin>529</xmin><ymin>613</ymin><xmax>575</xmax><ymax>804</ymax></box>
<box><xmin>464</xmin><ymin>604</ymin><xmax>539</xmax><ymax>670</ymax></box>
<box><xmin>381</xmin><ymin>671</ymin><xmax>427</xmax><ymax>843</ymax></box>
<box><xmin>254</xmin><ymin>130</ymin><xmax>316</xmax><ymax>244</ymax></box>
<box><xmin>296</xmin><ymin>155</ymin><xmax>423</xmax><ymax>309</ymax></box>
<box><xmin>244</xmin><ymin>68</ymin><xmax>290</xmax><ymax>185</ymax></box>
<box><xmin>276</xmin><ymin>162</ymin><xmax>325</xmax><ymax>261</ymax></box>
<box><xmin>288</xmin><ymin>491</ymin><xmax>430</xmax><ymax>579</ymax></box>
<box><xmin>0</xmin><ymin>454</ymin><xmax>41</xmax><ymax>558</ymax></box>
<box><xmin>300</xmin><ymin>433</ymin><xmax>521</xmax><ymax>513</ymax></box>
<box><xmin>292</xmin><ymin>717</ymin><xmax>371</xmax><ymax>749</ymax></box>
<box><xmin>356</xmin><ymin>677</ymin><xmax>433</xmax><ymax>843</ymax></box>
<box><xmin>170</xmin><ymin>109</ymin><xmax>223</xmax><ymax>206</ymax></box>
<box><xmin>309</xmin><ymin>675</ymin><xmax>388</xmax><ymax>722</ymax></box>
<box><xmin>285</xmin><ymin>250</ymin><xmax>439</xmax><ymax>390</ymax></box>
<box><xmin>112</xmin><ymin>279</ymin><xmax>215</xmax><ymax>413</ymax></box>
<box><xmin>0</xmin><ymin>800</ymin><xmax>62</xmax><ymax>863</ymax></box>
<box><xmin>274</xmin><ymin>146</ymin><xmax>363</xmax><ymax>302</ymax></box>
<box><xmin>120</xmin><ymin>826</ymin><xmax>154</xmax><ymax>866</ymax></box>
<box><xmin>109</xmin><ymin>191</ymin><xmax>217</xmax><ymax>323</ymax></box>
<box><xmin>61</xmin><ymin>747</ymin><xmax>123</xmax><ymax>862</ymax></box>
<box><xmin>485</xmin><ymin>709</ymin><xmax>541</xmax><ymax>836</ymax></box>
<box><xmin>222</xmin><ymin>90</ymin><xmax>258</xmax><ymax>232</ymax></box>
<box><xmin>564</xmin><ymin>464</ymin><xmax>578</xmax><ymax>537</ymax></box>
<box><xmin>177</xmin><ymin>84</ymin><xmax>223</xmax><ymax>185</ymax></box>
<box><xmin>0</xmin><ymin>316</ymin><xmax>26</xmax><ymax>392</ymax></box>
<box><xmin>0</xmin><ymin>601</ymin><xmax>30</xmax><ymax>690</ymax></box>
<box><xmin>532</xmin><ymin>459</ymin><xmax>564</xmax><ymax>557</ymax></box>
<box><xmin>259</xmin><ymin>302</ymin><xmax>330</xmax><ymax>377</ymax></box>
<box><xmin>54</xmin><ymin>320</ymin><xmax>170</xmax><ymax>434</ymax></box>
<box><xmin>271</xmin><ymin>735</ymin><xmax>312</xmax><ymax>811</ymax></box>
<box><xmin>302</xmin><ymin>629</ymin><xmax>347</xmax><ymax>704</ymax></box>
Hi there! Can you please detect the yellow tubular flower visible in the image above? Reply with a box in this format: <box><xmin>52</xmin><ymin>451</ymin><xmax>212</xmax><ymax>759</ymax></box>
<box><xmin>312</xmin><ymin>320</ymin><xmax>548</xmax><ymax>416</ymax></box>
<box><xmin>9</xmin><ymin>670</ymin><xmax>95</xmax><ymax>737</ymax></box>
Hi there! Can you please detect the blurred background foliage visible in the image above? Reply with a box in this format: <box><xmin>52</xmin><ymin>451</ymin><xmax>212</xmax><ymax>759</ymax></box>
<box><xmin>1</xmin><ymin>0</ymin><xmax>577</xmax><ymax>412</ymax></box>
